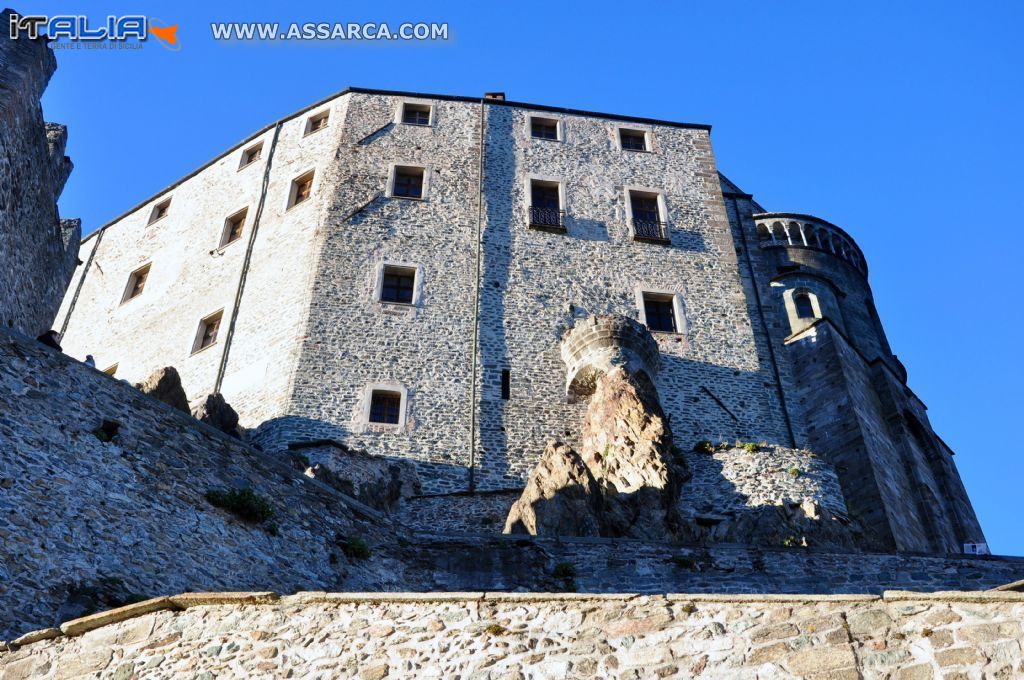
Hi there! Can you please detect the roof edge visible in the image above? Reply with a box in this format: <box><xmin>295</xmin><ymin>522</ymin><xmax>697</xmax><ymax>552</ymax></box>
<box><xmin>81</xmin><ymin>87</ymin><xmax>711</xmax><ymax>243</ymax></box>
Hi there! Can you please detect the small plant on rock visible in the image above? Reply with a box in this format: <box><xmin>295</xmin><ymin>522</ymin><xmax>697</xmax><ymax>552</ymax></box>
<box><xmin>679</xmin><ymin>602</ymin><xmax>697</xmax><ymax>615</ymax></box>
<box><xmin>484</xmin><ymin>623</ymin><xmax>508</xmax><ymax>635</ymax></box>
<box><xmin>340</xmin><ymin>535</ymin><xmax>371</xmax><ymax>560</ymax></box>
<box><xmin>788</xmin><ymin>467</ymin><xmax>801</xmax><ymax>478</ymax></box>
<box><xmin>692</xmin><ymin>440</ymin><xmax>715</xmax><ymax>454</ymax></box>
<box><xmin>740</xmin><ymin>442</ymin><xmax>760</xmax><ymax>454</ymax></box>
<box><xmin>205</xmin><ymin>487</ymin><xmax>275</xmax><ymax>524</ymax></box>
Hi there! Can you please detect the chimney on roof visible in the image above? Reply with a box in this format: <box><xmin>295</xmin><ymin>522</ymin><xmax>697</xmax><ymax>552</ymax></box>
<box><xmin>484</xmin><ymin>92</ymin><xmax>505</xmax><ymax>101</ymax></box>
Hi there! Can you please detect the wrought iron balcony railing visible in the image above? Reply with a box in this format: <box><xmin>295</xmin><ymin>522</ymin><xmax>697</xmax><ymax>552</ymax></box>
<box><xmin>631</xmin><ymin>219</ymin><xmax>668</xmax><ymax>243</ymax></box>
<box><xmin>529</xmin><ymin>206</ymin><xmax>565</xmax><ymax>231</ymax></box>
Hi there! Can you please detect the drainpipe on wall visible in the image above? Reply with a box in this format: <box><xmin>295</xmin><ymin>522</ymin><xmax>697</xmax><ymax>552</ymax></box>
<box><xmin>213</xmin><ymin>121</ymin><xmax>283</xmax><ymax>394</ymax></box>
<box><xmin>729</xmin><ymin>194</ymin><xmax>798</xmax><ymax>449</ymax></box>
<box><xmin>58</xmin><ymin>228</ymin><xmax>105</xmax><ymax>337</ymax></box>
<box><xmin>466</xmin><ymin>97</ymin><xmax>488</xmax><ymax>493</ymax></box>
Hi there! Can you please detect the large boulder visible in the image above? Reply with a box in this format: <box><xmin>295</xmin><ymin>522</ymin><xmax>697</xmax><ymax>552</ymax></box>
<box><xmin>505</xmin><ymin>367</ymin><xmax>690</xmax><ymax>540</ymax></box>
<box><xmin>133</xmin><ymin>366</ymin><xmax>189</xmax><ymax>413</ymax></box>
<box><xmin>504</xmin><ymin>441</ymin><xmax>604</xmax><ymax>536</ymax></box>
<box><xmin>191</xmin><ymin>392</ymin><xmax>240</xmax><ymax>438</ymax></box>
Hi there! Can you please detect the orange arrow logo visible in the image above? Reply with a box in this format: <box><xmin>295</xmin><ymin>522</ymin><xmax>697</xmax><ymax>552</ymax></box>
<box><xmin>149</xmin><ymin>24</ymin><xmax>178</xmax><ymax>46</ymax></box>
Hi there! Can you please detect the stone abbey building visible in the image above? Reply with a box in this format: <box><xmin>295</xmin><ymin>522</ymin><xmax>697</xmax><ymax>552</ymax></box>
<box><xmin>55</xmin><ymin>87</ymin><xmax>984</xmax><ymax>556</ymax></box>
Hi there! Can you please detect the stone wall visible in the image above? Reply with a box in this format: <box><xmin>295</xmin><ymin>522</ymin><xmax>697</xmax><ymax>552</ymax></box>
<box><xmin>0</xmin><ymin>9</ymin><xmax>79</xmax><ymax>337</ymax></box>
<box><xmin>5</xmin><ymin>590</ymin><xmax>1024</xmax><ymax>679</ymax></box>
<box><xmin>0</xmin><ymin>327</ymin><xmax>425</xmax><ymax>640</ymax></box>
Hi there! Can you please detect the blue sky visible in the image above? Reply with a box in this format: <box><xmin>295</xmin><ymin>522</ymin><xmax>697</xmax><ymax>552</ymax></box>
<box><xmin>34</xmin><ymin>1</ymin><xmax>1023</xmax><ymax>554</ymax></box>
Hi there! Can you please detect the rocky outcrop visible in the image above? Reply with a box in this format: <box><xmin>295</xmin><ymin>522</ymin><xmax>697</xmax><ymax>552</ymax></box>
<box><xmin>287</xmin><ymin>441</ymin><xmax>421</xmax><ymax>513</ymax></box>
<box><xmin>505</xmin><ymin>367</ymin><xmax>689</xmax><ymax>540</ymax></box>
<box><xmin>133</xmin><ymin>367</ymin><xmax>189</xmax><ymax>413</ymax></box>
<box><xmin>191</xmin><ymin>393</ymin><xmax>240</xmax><ymax>437</ymax></box>
<box><xmin>504</xmin><ymin>442</ymin><xmax>603</xmax><ymax>536</ymax></box>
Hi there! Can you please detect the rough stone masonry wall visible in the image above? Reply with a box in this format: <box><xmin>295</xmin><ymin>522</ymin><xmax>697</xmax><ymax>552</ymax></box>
<box><xmin>54</xmin><ymin>93</ymin><xmax>346</xmax><ymax>428</ymax></box>
<box><xmin>0</xmin><ymin>327</ymin><xmax>427</xmax><ymax>640</ymax></box>
<box><xmin>4</xmin><ymin>591</ymin><xmax>1024</xmax><ymax>679</ymax></box>
<box><xmin>473</xmin><ymin>104</ymin><xmax>792</xmax><ymax>491</ymax></box>
<box><xmin>0</xmin><ymin>10</ymin><xmax>79</xmax><ymax>338</ymax></box>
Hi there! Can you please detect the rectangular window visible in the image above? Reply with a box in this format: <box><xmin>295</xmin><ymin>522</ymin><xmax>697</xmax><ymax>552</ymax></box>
<box><xmin>239</xmin><ymin>142</ymin><xmax>263</xmax><ymax>168</ymax></box>
<box><xmin>643</xmin><ymin>293</ymin><xmax>677</xmax><ymax>333</ymax></box>
<box><xmin>501</xmin><ymin>369</ymin><xmax>511</xmax><ymax>400</ymax></box>
<box><xmin>530</xmin><ymin>117</ymin><xmax>558</xmax><ymax>140</ymax></box>
<box><xmin>305</xmin><ymin>111</ymin><xmax>329</xmax><ymax>134</ymax></box>
<box><xmin>221</xmin><ymin>208</ymin><xmax>247</xmax><ymax>247</ymax></box>
<box><xmin>192</xmin><ymin>310</ymin><xmax>224</xmax><ymax>354</ymax></box>
<box><xmin>629</xmin><ymin>190</ymin><xmax>666</xmax><ymax>241</ymax></box>
<box><xmin>392</xmin><ymin>166</ymin><xmax>424</xmax><ymax>199</ymax></box>
<box><xmin>529</xmin><ymin>180</ymin><xmax>563</xmax><ymax>230</ymax></box>
<box><xmin>369</xmin><ymin>390</ymin><xmax>402</xmax><ymax>425</ymax></box>
<box><xmin>121</xmin><ymin>264</ymin><xmax>151</xmax><ymax>303</ymax></box>
<box><xmin>380</xmin><ymin>265</ymin><xmax>416</xmax><ymax>304</ymax></box>
<box><xmin>401</xmin><ymin>103</ymin><xmax>432</xmax><ymax>126</ymax></box>
<box><xmin>148</xmin><ymin>199</ymin><xmax>171</xmax><ymax>224</ymax></box>
<box><xmin>620</xmin><ymin>128</ymin><xmax>648</xmax><ymax>151</ymax></box>
<box><xmin>289</xmin><ymin>171</ymin><xmax>314</xmax><ymax>208</ymax></box>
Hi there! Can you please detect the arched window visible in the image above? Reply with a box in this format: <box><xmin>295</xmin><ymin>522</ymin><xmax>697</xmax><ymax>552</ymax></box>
<box><xmin>794</xmin><ymin>292</ymin><xmax>816</xmax><ymax>319</ymax></box>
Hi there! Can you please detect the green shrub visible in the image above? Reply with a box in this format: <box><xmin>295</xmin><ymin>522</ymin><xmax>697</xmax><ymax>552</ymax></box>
<box><xmin>740</xmin><ymin>442</ymin><xmax>760</xmax><ymax>454</ymax></box>
<box><xmin>552</xmin><ymin>562</ymin><xmax>576</xmax><ymax>578</ymax></box>
<box><xmin>484</xmin><ymin>623</ymin><xmax>508</xmax><ymax>635</ymax></box>
<box><xmin>341</xmin><ymin>536</ymin><xmax>371</xmax><ymax>560</ymax></box>
<box><xmin>782</xmin><ymin>535</ymin><xmax>802</xmax><ymax>548</ymax></box>
<box><xmin>205</xmin><ymin>487</ymin><xmax>274</xmax><ymax>523</ymax></box>
<box><xmin>679</xmin><ymin>602</ymin><xmax>697</xmax><ymax>615</ymax></box>
<box><xmin>788</xmin><ymin>467</ymin><xmax>801</xmax><ymax>478</ymax></box>
<box><xmin>692</xmin><ymin>440</ymin><xmax>715</xmax><ymax>454</ymax></box>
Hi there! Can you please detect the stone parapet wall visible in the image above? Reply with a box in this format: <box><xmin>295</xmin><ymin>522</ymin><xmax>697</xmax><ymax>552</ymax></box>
<box><xmin>4</xmin><ymin>590</ymin><xmax>1023</xmax><ymax>679</ymax></box>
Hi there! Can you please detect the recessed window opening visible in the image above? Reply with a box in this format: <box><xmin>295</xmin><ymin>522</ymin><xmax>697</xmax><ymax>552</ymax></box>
<box><xmin>148</xmin><ymin>199</ymin><xmax>171</xmax><ymax>224</ymax></box>
<box><xmin>369</xmin><ymin>390</ymin><xmax>402</xmax><ymax>425</ymax></box>
<box><xmin>306</xmin><ymin>110</ymin><xmax>329</xmax><ymax>134</ymax></box>
<box><xmin>381</xmin><ymin>266</ymin><xmax>416</xmax><ymax>304</ymax></box>
<box><xmin>289</xmin><ymin>171</ymin><xmax>314</xmax><ymax>208</ymax></box>
<box><xmin>221</xmin><ymin>208</ymin><xmax>247</xmax><ymax>247</ymax></box>
<box><xmin>402</xmin><ymin>103</ymin><xmax>432</xmax><ymax>126</ymax></box>
<box><xmin>501</xmin><ymin>369</ymin><xmax>511</xmax><ymax>400</ymax></box>
<box><xmin>620</xmin><ymin>128</ymin><xmax>648</xmax><ymax>151</ymax></box>
<box><xmin>239</xmin><ymin>143</ymin><xmax>263</xmax><ymax>168</ymax></box>
<box><xmin>393</xmin><ymin>166</ymin><xmax>424</xmax><ymax>199</ymax></box>
<box><xmin>794</xmin><ymin>292</ymin><xmax>816</xmax><ymax>319</ymax></box>
<box><xmin>121</xmin><ymin>264</ymin><xmax>151</xmax><ymax>303</ymax></box>
<box><xmin>530</xmin><ymin>117</ymin><xmax>558</xmax><ymax>140</ymax></box>
<box><xmin>529</xmin><ymin>180</ymin><xmax>563</xmax><ymax>229</ymax></box>
<box><xmin>643</xmin><ymin>293</ymin><xmax>677</xmax><ymax>333</ymax></box>
<box><xmin>192</xmin><ymin>310</ymin><xmax>223</xmax><ymax>354</ymax></box>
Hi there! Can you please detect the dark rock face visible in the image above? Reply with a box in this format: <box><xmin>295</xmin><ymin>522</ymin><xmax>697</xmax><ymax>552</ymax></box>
<box><xmin>134</xmin><ymin>367</ymin><xmax>189</xmax><ymax>413</ymax></box>
<box><xmin>191</xmin><ymin>393</ymin><xmax>240</xmax><ymax>437</ymax></box>
<box><xmin>505</xmin><ymin>367</ymin><xmax>689</xmax><ymax>540</ymax></box>
<box><xmin>287</xmin><ymin>442</ymin><xmax>421</xmax><ymax>513</ymax></box>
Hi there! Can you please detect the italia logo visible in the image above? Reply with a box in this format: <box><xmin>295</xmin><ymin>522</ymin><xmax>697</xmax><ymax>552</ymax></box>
<box><xmin>8</xmin><ymin>14</ymin><xmax>180</xmax><ymax>50</ymax></box>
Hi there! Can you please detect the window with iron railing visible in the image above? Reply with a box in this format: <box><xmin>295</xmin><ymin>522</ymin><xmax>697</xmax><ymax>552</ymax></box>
<box><xmin>529</xmin><ymin>181</ymin><xmax>564</xmax><ymax>230</ymax></box>
<box><xmin>629</xmin><ymin>191</ymin><xmax>666</xmax><ymax>241</ymax></box>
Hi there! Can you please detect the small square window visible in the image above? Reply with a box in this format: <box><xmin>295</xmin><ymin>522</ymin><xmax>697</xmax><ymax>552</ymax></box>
<box><xmin>643</xmin><ymin>293</ymin><xmax>677</xmax><ymax>333</ymax></box>
<box><xmin>620</xmin><ymin>128</ymin><xmax>648</xmax><ymax>152</ymax></box>
<box><xmin>221</xmin><ymin>209</ymin><xmax>247</xmax><ymax>247</ymax></box>
<box><xmin>121</xmin><ymin>264</ymin><xmax>151</xmax><ymax>303</ymax></box>
<box><xmin>192</xmin><ymin>310</ymin><xmax>223</xmax><ymax>354</ymax></box>
<box><xmin>401</xmin><ymin>103</ymin><xmax>432</xmax><ymax>126</ymax></box>
<box><xmin>530</xmin><ymin>117</ymin><xmax>559</xmax><ymax>140</ymax></box>
<box><xmin>369</xmin><ymin>390</ymin><xmax>402</xmax><ymax>425</ymax></box>
<box><xmin>380</xmin><ymin>265</ymin><xmax>416</xmax><ymax>304</ymax></box>
<box><xmin>305</xmin><ymin>111</ymin><xmax>329</xmax><ymax>135</ymax></box>
<box><xmin>103</xmin><ymin>363</ymin><xmax>118</xmax><ymax>376</ymax></box>
<box><xmin>148</xmin><ymin>199</ymin><xmax>171</xmax><ymax>225</ymax></box>
<box><xmin>392</xmin><ymin>166</ymin><xmax>424</xmax><ymax>199</ymax></box>
<box><xmin>289</xmin><ymin>171</ymin><xmax>314</xmax><ymax>208</ymax></box>
<box><xmin>239</xmin><ymin>142</ymin><xmax>263</xmax><ymax>168</ymax></box>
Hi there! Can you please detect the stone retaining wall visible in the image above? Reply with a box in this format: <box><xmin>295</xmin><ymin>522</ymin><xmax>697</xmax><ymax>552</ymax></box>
<box><xmin>3</xmin><ymin>591</ymin><xmax>1023</xmax><ymax>679</ymax></box>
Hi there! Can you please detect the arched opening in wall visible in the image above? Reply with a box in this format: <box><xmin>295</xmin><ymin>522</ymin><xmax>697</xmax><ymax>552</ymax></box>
<box><xmin>794</xmin><ymin>292</ymin><xmax>816</xmax><ymax>319</ymax></box>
